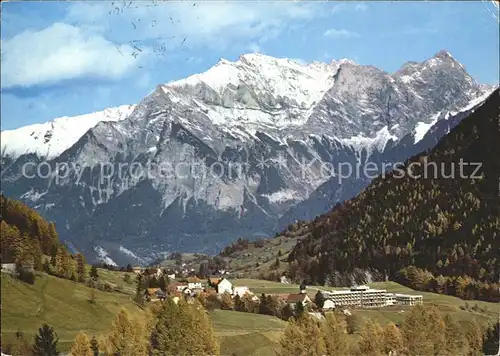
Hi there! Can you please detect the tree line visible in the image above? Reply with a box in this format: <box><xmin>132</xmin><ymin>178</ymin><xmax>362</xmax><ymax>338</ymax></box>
<box><xmin>3</xmin><ymin>299</ymin><xmax>219</xmax><ymax>356</ymax></box>
<box><xmin>278</xmin><ymin>305</ymin><xmax>499</xmax><ymax>356</ymax></box>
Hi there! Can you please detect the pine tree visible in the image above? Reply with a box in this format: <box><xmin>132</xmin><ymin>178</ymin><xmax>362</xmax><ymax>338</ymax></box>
<box><xmin>314</xmin><ymin>290</ymin><xmax>325</xmax><ymax>309</ymax></box>
<box><xmin>75</xmin><ymin>253</ymin><xmax>86</xmax><ymax>282</ymax></box>
<box><xmin>89</xmin><ymin>265</ymin><xmax>99</xmax><ymax>280</ymax></box>
<box><xmin>102</xmin><ymin>308</ymin><xmax>146</xmax><ymax>356</ymax></box>
<box><xmin>32</xmin><ymin>324</ymin><xmax>59</xmax><ymax>356</ymax></box>
<box><xmin>357</xmin><ymin>320</ymin><xmax>384</xmax><ymax>356</ymax></box>
<box><xmin>134</xmin><ymin>273</ymin><xmax>144</xmax><ymax>305</ymax></box>
<box><xmin>277</xmin><ymin>314</ymin><xmax>326</xmax><ymax>356</ymax></box>
<box><xmin>382</xmin><ymin>322</ymin><xmax>404</xmax><ymax>355</ymax></box>
<box><xmin>464</xmin><ymin>318</ymin><xmax>484</xmax><ymax>356</ymax></box>
<box><xmin>90</xmin><ymin>336</ymin><xmax>99</xmax><ymax>356</ymax></box>
<box><xmin>483</xmin><ymin>322</ymin><xmax>500</xmax><ymax>355</ymax></box>
<box><xmin>55</xmin><ymin>247</ymin><xmax>68</xmax><ymax>278</ymax></box>
<box><xmin>443</xmin><ymin>314</ymin><xmax>468</xmax><ymax>355</ymax></box>
<box><xmin>70</xmin><ymin>332</ymin><xmax>93</xmax><ymax>356</ymax></box>
<box><xmin>402</xmin><ymin>305</ymin><xmax>446</xmax><ymax>356</ymax></box>
<box><xmin>149</xmin><ymin>299</ymin><xmax>220</xmax><ymax>355</ymax></box>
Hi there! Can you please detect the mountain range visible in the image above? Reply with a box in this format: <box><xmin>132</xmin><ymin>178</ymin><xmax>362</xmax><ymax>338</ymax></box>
<box><xmin>0</xmin><ymin>50</ymin><xmax>495</xmax><ymax>265</ymax></box>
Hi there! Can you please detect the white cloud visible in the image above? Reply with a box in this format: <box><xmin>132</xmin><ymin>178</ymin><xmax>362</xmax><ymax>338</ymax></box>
<box><xmin>323</xmin><ymin>28</ymin><xmax>360</xmax><ymax>39</ymax></box>
<box><xmin>247</xmin><ymin>42</ymin><xmax>262</xmax><ymax>53</ymax></box>
<box><xmin>65</xmin><ymin>1</ymin><xmax>322</xmax><ymax>50</ymax></box>
<box><xmin>1</xmin><ymin>23</ymin><xmax>140</xmax><ymax>88</ymax></box>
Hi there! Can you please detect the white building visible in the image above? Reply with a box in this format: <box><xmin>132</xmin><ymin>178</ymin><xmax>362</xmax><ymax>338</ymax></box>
<box><xmin>385</xmin><ymin>293</ymin><xmax>396</xmax><ymax>306</ymax></box>
<box><xmin>216</xmin><ymin>278</ymin><xmax>233</xmax><ymax>294</ymax></box>
<box><xmin>322</xmin><ymin>285</ymin><xmax>387</xmax><ymax>308</ymax></box>
<box><xmin>185</xmin><ymin>277</ymin><xmax>203</xmax><ymax>289</ymax></box>
<box><xmin>322</xmin><ymin>286</ymin><xmax>423</xmax><ymax>309</ymax></box>
<box><xmin>394</xmin><ymin>293</ymin><xmax>423</xmax><ymax>306</ymax></box>
<box><xmin>233</xmin><ymin>286</ymin><xmax>250</xmax><ymax>297</ymax></box>
<box><xmin>322</xmin><ymin>299</ymin><xmax>335</xmax><ymax>310</ymax></box>
<box><xmin>287</xmin><ymin>293</ymin><xmax>312</xmax><ymax>309</ymax></box>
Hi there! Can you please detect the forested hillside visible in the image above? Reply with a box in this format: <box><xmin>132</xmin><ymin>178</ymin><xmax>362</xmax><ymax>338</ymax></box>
<box><xmin>286</xmin><ymin>89</ymin><xmax>499</xmax><ymax>300</ymax></box>
<box><xmin>0</xmin><ymin>195</ymin><xmax>61</xmax><ymax>268</ymax></box>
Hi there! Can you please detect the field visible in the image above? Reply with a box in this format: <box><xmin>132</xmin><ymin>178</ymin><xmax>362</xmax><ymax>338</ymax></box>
<box><xmin>0</xmin><ymin>272</ymin><xmax>143</xmax><ymax>351</ymax></box>
<box><xmin>2</xmin><ymin>272</ymin><xmax>498</xmax><ymax>354</ymax></box>
<box><xmin>0</xmin><ymin>272</ymin><xmax>287</xmax><ymax>354</ymax></box>
<box><xmin>210</xmin><ymin>310</ymin><xmax>287</xmax><ymax>356</ymax></box>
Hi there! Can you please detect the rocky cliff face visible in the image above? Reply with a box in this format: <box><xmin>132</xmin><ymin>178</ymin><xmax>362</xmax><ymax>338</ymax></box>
<box><xmin>0</xmin><ymin>51</ymin><xmax>493</xmax><ymax>265</ymax></box>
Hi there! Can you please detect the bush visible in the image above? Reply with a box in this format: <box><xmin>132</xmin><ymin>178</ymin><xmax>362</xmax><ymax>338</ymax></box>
<box><xmin>16</xmin><ymin>267</ymin><xmax>36</xmax><ymax>284</ymax></box>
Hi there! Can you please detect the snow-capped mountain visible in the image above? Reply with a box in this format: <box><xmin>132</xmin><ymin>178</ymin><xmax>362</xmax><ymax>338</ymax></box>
<box><xmin>0</xmin><ymin>50</ymin><xmax>494</xmax><ymax>264</ymax></box>
<box><xmin>1</xmin><ymin>105</ymin><xmax>136</xmax><ymax>159</ymax></box>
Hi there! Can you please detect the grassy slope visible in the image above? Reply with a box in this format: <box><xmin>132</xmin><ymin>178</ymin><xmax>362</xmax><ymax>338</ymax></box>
<box><xmin>210</xmin><ymin>310</ymin><xmax>286</xmax><ymax>356</ymax></box>
<box><xmin>0</xmin><ymin>272</ymin><xmax>287</xmax><ymax>354</ymax></box>
<box><xmin>0</xmin><ymin>272</ymin><xmax>143</xmax><ymax>351</ymax></box>
<box><xmin>224</xmin><ymin>235</ymin><xmax>300</xmax><ymax>278</ymax></box>
<box><xmin>3</xmin><ymin>272</ymin><xmax>497</xmax><ymax>353</ymax></box>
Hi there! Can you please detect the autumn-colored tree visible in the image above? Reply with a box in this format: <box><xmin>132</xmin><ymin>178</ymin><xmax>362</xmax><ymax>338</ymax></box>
<box><xmin>70</xmin><ymin>332</ymin><xmax>92</xmax><ymax>356</ymax></box>
<box><xmin>75</xmin><ymin>254</ymin><xmax>86</xmax><ymax>282</ymax></box>
<box><xmin>220</xmin><ymin>292</ymin><xmax>234</xmax><ymax>310</ymax></box>
<box><xmin>277</xmin><ymin>314</ymin><xmax>326</xmax><ymax>356</ymax></box>
<box><xmin>321</xmin><ymin>312</ymin><xmax>349</xmax><ymax>355</ymax></box>
<box><xmin>346</xmin><ymin>312</ymin><xmax>365</xmax><ymax>334</ymax></box>
<box><xmin>464</xmin><ymin>318</ymin><xmax>484</xmax><ymax>356</ymax></box>
<box><xmin>401</xmin><ymin>305</ymin><xmax>446</xmax><ymax>356</ymax></box>
<box><xmin>442</xmin><ymin>314</ymin><xmax>468</xmax><ymax>355</ymax></box>
<box><xmin>356</xmin><ymin>319</ymin><xmax>384</xmax><ymax>356</ymax></box>
<box><xmin>382</xmin><ymin>322</ymin><xmax>404</xmax><ymax>355</ymax></box>
<box><xmin>102</xmin><ymin>308</ymin><xmax>147</xmax><ymax>356</ymax></box>
<box><xmin>149</xmin><ymin>299</ymin><xmax>220</xmax><ymax>355</ymax></box>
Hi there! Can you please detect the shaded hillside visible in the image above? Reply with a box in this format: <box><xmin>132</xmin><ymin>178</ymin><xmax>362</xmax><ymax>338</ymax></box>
<box><xmin>0</xmin><ymin>195</ymin><xmax>60</xmax><ymax>266</ymax></box>
<box><xmin>286</xmin><ymin>89</ymin><xmax>499</xmax><ymax>290</ymax></box>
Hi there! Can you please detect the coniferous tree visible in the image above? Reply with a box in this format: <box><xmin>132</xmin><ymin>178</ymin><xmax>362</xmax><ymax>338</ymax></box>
<box><xmin>70</xmin><ymin>332</ymin><xmax>92</xmax><ymax>356</ymax></box>
<box><xmin>356</xmin><ymin>320</ymin><xmax>384</xmax><ymax>356</ymax></box>
<box><xmin>90</xmin><ymin>336</ymin><xmax>99</xmax><ymax>356</ymax></box>
<box><xmin>382</xmin><ymin>322</ymin><xmax>404</xmax><ymax>356</ymax></box>
<box><xmin>320</xmin><ymin>312</ymin><xmax>349</xmax><ymax>356</ymax></box>
<box><xmin>102</xmin><ymin>308</ymin><xmax>146</xmax><ymax>356</ymax></box>
<box><xmin>75</xmin><ymin>254</ymin><xmax>86</xmax><ymax>282</ymax></box>
<box><xmin>401</xmin><ymin>305</ymin><xmax>446</xmax><ymax>356</ymax></box>
<box><xmin>32</xmin><ymin>324</ymin><xmax>59</xmax><ymax>356</ymax></box>
<box><xmin>314</xmin><ymin>290</ymin><xmax>325</xmax><ymax>309</ymax></box>
<box><xmin>277</xmin><ymin>314</ymin><xmax>325</xmax><ymax>356</ymax></box>
<box><xmin>149</xmin><ymin>299</ymin><xmax>219</xmax><ymax>355</ymax></box>
<box><xmin>443</xmin><ymin>314</ymin><xmax>468</xmax><ymax>355</ymax></box>
<box><xmin>89</xmin><ymin>265</ymin><xmax>99</xmax><ymax>280</ymax></box>
<box><xmin>464</xmin><ymin>318</ymin><xmax>484</xmax><ymax>356</ymax></box>
<box><xmin>483</xmin><ymin>322</ymin><xmax>500</xmax><ymax>355</ymax></box>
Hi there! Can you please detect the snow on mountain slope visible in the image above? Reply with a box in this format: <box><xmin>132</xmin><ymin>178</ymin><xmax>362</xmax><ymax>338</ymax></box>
<box><xmin>93</xmin><ymin>245</ymin><xmax>118</xmax><ymax>266</ymax></box>
<box><xmin>413</xmin><ymin>87</ymin><xmax>496</xmax><ymax>144</ymax></box>
<box><xmin>1</xmin><ymin>105</ymin><xmax>135</xmax><ymax>159</ymax></box>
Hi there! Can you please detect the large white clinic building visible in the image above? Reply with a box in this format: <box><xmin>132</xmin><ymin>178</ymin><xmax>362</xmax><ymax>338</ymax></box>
<box><xmin>321</xmin><ymin>285</ymin><xmax>422</xmax><ymax>308</ymax></box>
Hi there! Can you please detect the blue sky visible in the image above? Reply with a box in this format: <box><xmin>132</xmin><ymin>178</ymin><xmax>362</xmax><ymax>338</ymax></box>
<box><xmin>1</xmin><ymin>0</ymin><xmax>499</xmax><ymax>130</ymax></box>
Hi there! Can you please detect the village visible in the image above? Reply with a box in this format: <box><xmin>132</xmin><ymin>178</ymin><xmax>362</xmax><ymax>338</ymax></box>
<box><xmin>133</xmin><ymin>265</ymin><xmax>423</xmax><ymax>316</ymax></box>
